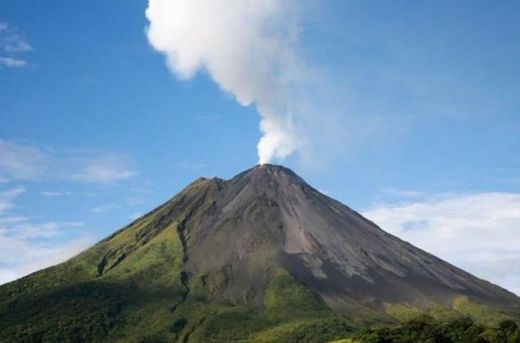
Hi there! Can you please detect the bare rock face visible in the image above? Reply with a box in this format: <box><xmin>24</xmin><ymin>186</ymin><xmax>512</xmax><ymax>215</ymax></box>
<box><xmin>156</xmin><ymin>164</ymin><xmax>518</xmax><ymax>311</ymax></box>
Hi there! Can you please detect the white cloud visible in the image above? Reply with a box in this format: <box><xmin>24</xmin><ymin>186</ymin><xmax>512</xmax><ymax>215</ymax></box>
<box><xmin>0</xmin><ymin>187</ymin><xmax>26</xmax><ymax>212</ymax></box>
<box><xmin>0</xmin><ymin>22</ymin><xmax>32</xmax><ymax>51</ymax></box>
<box><xmin>0</xmin><ymin>139</ymin><xmax>52</xmax><ymax>179</ymax></box>
<box><xmin>0</xmin><ymin>138</ymin><xmax>137</xmax><ymax>184</ymax></box>
<box><xmin>363</xmin><ymin>192</ymin><xmax>520</xmax><ymax>295</ymax></box>
<box><xmin>41</xmin><ymin>191</ymin><xmax>72</xmax><ymax>197</ymax></box>
<box><xmin>146</xmin><ymin>0</ymin><xmax>305</xmax><ymax>164</ymax></box>
<box><xmin>0</xmin><ymin>216</ymin><xmax>27</xmax><ymax>224</ymax></box>
<box><xmin>1</xmin><ymin>187</ymin><xmax>26</xmax><ymax>198</ymax></box>
<box><xmin>72</xmin><ymin>155</ymin><xmax>137</xmax><ymax>183</ymax></box>
<box><xmin>92</xmin><ymin>203</ymin><xmax>121</xmax><ymax>214</ymax></box>
<box><xmin>381</xmin><ymin>188</ymin><xmax>427</xmax><ymax>198</ymax></box>
<box><xmin>0</xmin><ymin>200</ymin><xmax>14</xmax><ymax>212</ymax></box>
<box><xmin>0</xmin><ymin>56</ymin><xmax>26</xmax><ymax>68</ymax></box>
<box><xmin>145</xmin><ymin>1</ymin><xmax>383</xmax><ymax>167</ymax></box>
<box><xmin>0</xmin><ymin>186</ymin><xmax>91</xmax><ymax>285</ymax></box>
<box><xmin>0</xmin><ymin>22</ymin><xmax>32</xmax><ymax>69</ymax></box>
<box><xmin>0</xmin><ymin>217</ymin><xmax>93</xmax><ymax>285</ymax></box>
<box><xmin>4</xmin><ymin>39</ymin><xmax>32</xmax><ymax>53</ymax></box>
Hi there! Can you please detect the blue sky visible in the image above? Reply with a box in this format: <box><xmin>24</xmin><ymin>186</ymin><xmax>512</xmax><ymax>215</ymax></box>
<box><xmin>1</xmin><ymin>1</ymin><xmax>519</xmax><ymax>293</ymax></box>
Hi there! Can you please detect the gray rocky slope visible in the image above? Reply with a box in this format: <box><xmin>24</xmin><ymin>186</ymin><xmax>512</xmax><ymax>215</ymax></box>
<box><xmin>156</xmin><ymin>164</ymin><xmax>519</xmax><ymax>312</ymax></box>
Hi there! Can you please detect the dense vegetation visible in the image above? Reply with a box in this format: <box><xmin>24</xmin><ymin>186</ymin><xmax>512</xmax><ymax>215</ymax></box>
<box><xmin>354</xmin><ymin>315</ymin><xmax>520</xmax><ymax>343</ymax></box>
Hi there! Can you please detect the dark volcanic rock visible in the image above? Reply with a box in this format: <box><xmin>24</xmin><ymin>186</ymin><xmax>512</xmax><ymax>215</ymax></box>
<box><xmin>168</xmin><ymin>164</ymin><xmax>519</xmax><ymax>310</ymax></box>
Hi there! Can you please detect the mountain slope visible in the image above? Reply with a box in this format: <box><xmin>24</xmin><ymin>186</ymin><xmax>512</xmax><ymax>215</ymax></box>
<box><xmin>0</xmin><ymin>164</ymin><xmax>518</xmax><ymax>342</ymax></box>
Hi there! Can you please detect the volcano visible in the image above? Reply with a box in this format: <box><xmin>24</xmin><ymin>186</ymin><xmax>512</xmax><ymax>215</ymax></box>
<box><xmin>1</xmin><ymin>164</ymin><xmax>518</xmax><ymax>342</ymax></box>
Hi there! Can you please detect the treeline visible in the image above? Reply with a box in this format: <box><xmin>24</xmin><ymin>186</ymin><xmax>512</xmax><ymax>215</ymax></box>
<box><xmin>355</xmin><ymin>315</ymin><xmax>520</xmax><ymax>343</ymax></box>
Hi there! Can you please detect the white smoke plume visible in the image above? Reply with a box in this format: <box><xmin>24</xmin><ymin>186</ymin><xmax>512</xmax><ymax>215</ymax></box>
<box><xmin>145</xmin><ymin>0</ymin><xmax>304</xmax><ymax>164</ymax></box>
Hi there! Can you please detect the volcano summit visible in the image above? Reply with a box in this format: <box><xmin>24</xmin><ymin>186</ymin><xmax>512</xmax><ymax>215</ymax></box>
<box><xmin>1</xmin><ymin>165</ymin><xmax>518</xmax><ymax>342</ymax></box>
